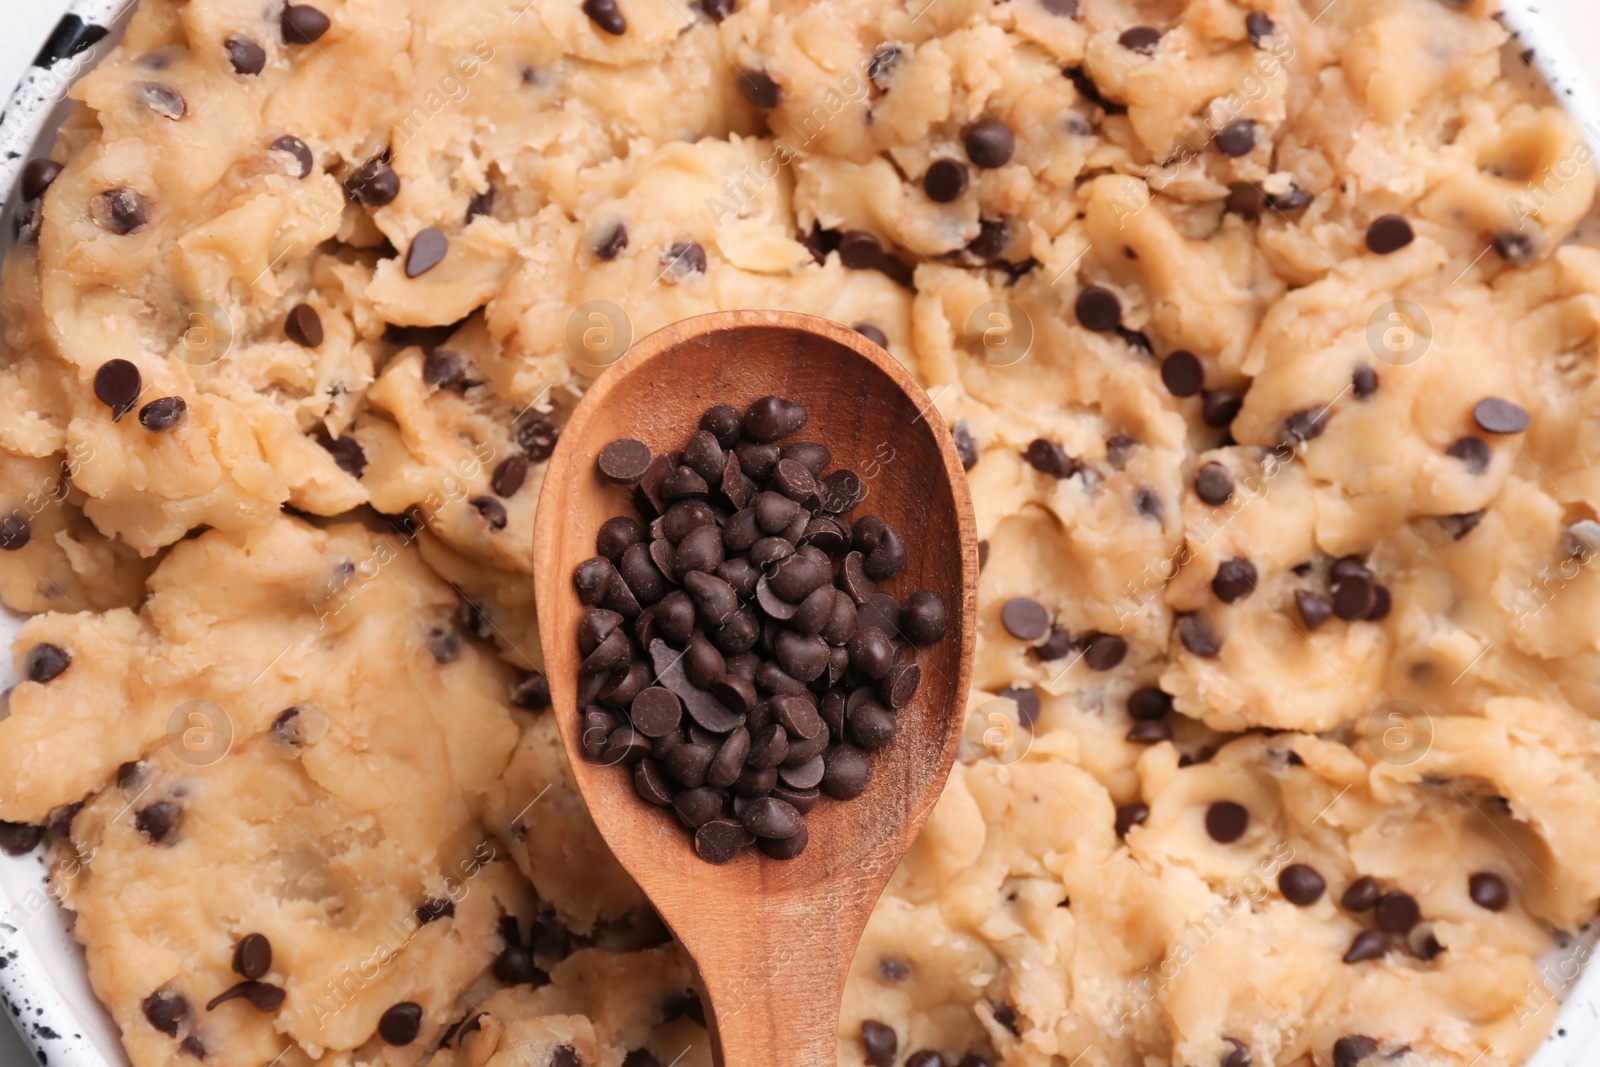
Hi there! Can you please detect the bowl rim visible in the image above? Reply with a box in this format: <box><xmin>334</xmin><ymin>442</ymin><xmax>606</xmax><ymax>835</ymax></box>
<box><xmin>0</xmin><ymin>1</ymin><xmax>1597</xmax><ymax>1066</ymax></box>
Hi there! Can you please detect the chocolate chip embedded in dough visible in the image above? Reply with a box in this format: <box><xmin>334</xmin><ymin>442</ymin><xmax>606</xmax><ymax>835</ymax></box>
<box><xmin>1211</xmin><ymin>557</ymin><xmax>1257</xmax><ymax>603</ymax></box>
<box><xmin>139</xmin><ymin>396</ymin><xmax>187</xmax><ymax>432</ymax></box>
<box><xmin>1205</xmin><ymin>801</ymin><xmax>1248</xmax><ymax>843</ymax></box>
<box><xmin>661</xmin><ymin>239</ymin><xmax>707</xmax><ymax>281</ymax></box>
<box><xmin>21</xmin><ymin>159</ymin><xmax>63</xmax><ymax>200</ymax></box>
<box><xmin>1024</xmin><ymin>438</ymin><xmax>1075</xmax><ymax>478</ymax></box>
<box><xmin>141</xmin><ymin>990</ymin><xmax>190</xmax><ymax>1036</ymax></box>
<box><xmin>923</xmin><ymin>158</ymin><xmax>968</xmax><ymax>202</ymax></box>
<box><xmin>26</xmin><ymin>643</ymin><xmax>71</xmax><ymax>682</ymax></box>
<box><xmin>1114</xmin><ymin>803</ymin><xmax>1149</xmax><ymax>837</ymax></box>
<box><xmin>135</xmin><ymin>800</ymin><xmax>181</xmax><ymax>844</ymax></box>
<box><xmin>1126</xmin><ymin>720</ymin><xmax>1172</xmax><ymax>744</ymax></box>
<box><xmin>1366</xmin><ymin>215</ymin><xmax>1414</xmax><ymax>255</ymax></box>
<box><xmin>1075</xmin><ymin>285</ymin><xmax>1121</xmax><ymax>331</ymax></box>
<box><xmin>232</xmin><ymin>934</ymin><xmax>272</xmax><ymax>980</ymax></box>
<box><xmin>1472</xmin><ymin>397</ymin><xmax>1529</xmax><ymax>435</ymax></box>
<box><xmin>1283</xmin><ymin>406</ymin><xmax>1328</xmax><ymax>444</ymax></box>
<box><xmin>595</xmin><ymin>222</ymin><xmax>629</xmax><ymax>261</ymax></box>
<box><xmin>1265</xmin><ymin>185</ymin><xmax>1313</xmax><ymax>212</ymax></box>
<box><xmin>224</xmin><ymin>34</ymin><xmax>266</xmax><ymax>75</ymax></box>
<box><xmin>492</xmin><ymin>454</ymin><xmax>530</xmax><ymax>497</ymax></box>
<box><xmin>738</xmin><ymin>69</ymin><xmax>780</xmax><ymax>109</ymax></box>
<box><xmin>1194</xmin><ymin>462</ymin><xmax>1234</xmax><ymax>505</ymax></box>
<box><xmin>314</xmin><ymin>430</ymin><xmax>367</xmax><ymax>478</ymax></box>
<box><xmin>906</xmin><ymin>1053</ymin><xmax>945</xmax><ymax>1067</ymax></box>
<box><xmin>377</xmin><ymin>1001</ymin><xmax>423</xmax><ymax>1045</ymax></box>
<box><xmin>1177</xmin><ymin>614</ymin><xmax>1222</xmax><ymax>657</ymax></box>
<box><xmin>1082</xmin><ymin>633</ymin><xmax>1126</xmax><ymax>670</ymax></box>
<box><xmin>1332</xmin><ymin>574</ymin><xmax>1377</xmax><ymax>621</ymax></box>
<box><xmin>1469</xmin><ymin>871</ymin><xmax>1510</xmax><ymax>911</ymax></box>
<box><xmin>1352</xmin><ymin>364</ymin><xmax>1379</xmax><ymax>398</ymax></box>
<box><xmin>347</xmin><ymin>158</ymin><xmax>400</xmax><ymax>206</ymax></box>
<box><xmin>94</xmin><ymin>359</ymin><xmax>142</xmax><ymax>420</ymax></box>
<box><xmin>0</xmin><ymin>822</ymin><xmax>45</xmax><ymax>856</ymax></box>
<box><xmin>838</xmin><ymin>230</ymin><xmax>884</xmax><ymax>269</ymax></box>
<box><xmin>415</xmin><ymin>898</ymin><xmax>455</xmax><ymax>925</ymax></box>
<box><xmin>285</xmin><ymin>303</ymin><xmax>324</xmax><ymax>347</ymax></box>
<box><xmin>1278</xmin><ymin>864</ymin><xmax>1326</xmax><ymax>906</ymax></box>
<box><xmin>1127</xmin><ymin>687</ymin><xmax>1171</xmax><ymax>721</ymax></box>
<box><xmin>1341</xmin><ymin>875</ymin><xmax>1380</xmax><ymax>912</ymax></box>
<box><xmin>270</xmin><ymin>135</ymin><xmax>314</xmax><ymax>178</ymax></box>
<box><xmin>1214</xmin><ymin>119</ymin><xmax>1258</xmax><ymax>157</ymax></box>
<box><xmin>281</xmin><ymin>4</ymin><xmax>331</xmax><ymax>44</ymax></box>
<box><xmin>1374</xmin><ymin>891</ymin><xmax>1421</xmax><ymax>933</ymax></box>
<box><xmin>963</xmin><ymin>118</ymin><xmax>1015</xmax><ymax>168</ymax></box>
<box><xmin>1295</xmin><ymin>590</ymin><xmax>1334</xmax><ymax>630</ymax></box>
<box><xmin>1201</xmin><ymin>389</ymin><xmax>1244</xmax><ymax>427</ymax></box>
<box><xmin>1245</xmin><ymin>10</ymin><xmax>1276</xmax><ymax>45</ymax></box>
<box><xmin>1332</xmin><ymin>1035</ymin><xmax>1380</xmax><ymax>1067</ymax></box>
<box><xmin>1118</xmin><ymin>26</ymin><xmax>1162</xmax><ymax>53</ymax></box>
<box><xmin>518</xmin><ymin>418</ymin><xmax>560</xmax><ymax>462</ymax></box>
<box><xmin>1223</xmin><ymin>1039</ymin><xmax>1252</xmax><ymax>1067</ymax></box>
<box><xmin>405</xmin><ymin>227</ymin><xmax>448</xmax><ymax>277</ymax></box>
<box><xmin>861</xmin><ymin>1020</ymin><xmax>898</xmax><ymax>1067</ymax></box>
<box><xmin>1161</xmin><ymin>350</ymin><xmax>1204</xmax><ymax>397</ymax></box>
<box><xmin>1000</xmin><ymin>597</ymin><xmax>1050</xmax><ymax>641</ymax></box>
<box><xmin>1494</xmin><ymin>232</ymin><xmax>1536</xmax><ymax>266</ymax></box>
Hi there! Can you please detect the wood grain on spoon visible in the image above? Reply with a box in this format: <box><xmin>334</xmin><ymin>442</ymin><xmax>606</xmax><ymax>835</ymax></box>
<box><xmin>534</xmin><ymin>310</ymin><xmax>978</xmax><ymax>1067</ymax></box>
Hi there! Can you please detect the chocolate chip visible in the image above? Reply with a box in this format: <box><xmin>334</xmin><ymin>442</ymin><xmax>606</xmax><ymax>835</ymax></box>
<box><xmin>1445</xmin><ymin>436</ymin><xmax>1491</xmax><ymax>474</ymax></box>
<box><xmin>1332</xmin><ymin>1036</ymin><xmax>1380</xmax><ymax>1067</ymax></box>
<box><xmin>1214</xmin><ymin>119</ymin><xmax>1258</xmax><ymax>157</ymax></box>
<box><xmin>281</xmin><ymin>4</ymin><xmax>331</xmax><ymax>44</ymax></box>
<box><xmin>598</xmin><ymin>439</ymin><xmax>653</xmax><ymax>484</ymax></box>
<box><xmin>179</xmin><ymin>1035</ymin><xmax>206</xmax><ymax>1059</ymax></box>
<box><xmin>26</xmin><ymin>643</ymin><xmax>71</xmax><ymax>682</ymax></box>
<box><xmin>1024</xmin><ymin>438</ymin><xmax>1075</xmax><ymax>478</ymax></box>
<box><xmin>1295</xmin><ymin>590</ymin><xmax>1333</xmax><ymax>630</ymax></box>
<box><xmin>693</xmin><ymin>818</ymin><xmax>750</xmax><ymax>863</ymax></box>
<box><xmin>1114</xmin><ymin>803</ymin><xmax>1149</xmax><ymax>837</ymax></box>
<box><xmin>493</xmin><ymin>944</ymin><xmax>542</xmax><ymax>985</ymax></box>
<box><xmin>271</xmin><ymin>135</ymin><xmax>314</xmax><ymax>178</ymax></box>
<box><xmin>838</xmin><ymin>230</ymin><xmax>884</xmax><ymax>269</ymax></box>
<box><xmin>963</xmin><ymin>118</ymin><xmax>1015</xmax><ymax>168</ymax></box>
<box><xmin>1126</xmin><ymin>720</ymin><xmax>1172</xmax><ymax>744</ymax></box>
<box><xmin>861</xmin><ymin>1021</ymin><xmax>898</xmax><ymax>1067</ymax></box>
<box><xmin>967</xmin><ymin>218</ymin><xmax>1010</xmax><ymax>259</ymax></box>
<box><xmin>405</xmin><ymin>227</ymin><xmax>448</xmax><ymax>277</ymax></box>
<box><xmin>471</xmin><ymin>495</ymin><xmax>507</xmax><ymax>530</ymax></box>
<box><xmin>1473</xmin><ymin>397</ymin><xmax>1529</xmax><ymax>435</ymax></box>
<box><xmin>225</xmin><ymin>34</ymin><xmax>266</xmax><ymax>75</ymax></box>
<box><xmin>738</xmin><ymin>69</ymin><xmax>779</xmax><ymax>109</ymax></box>
<box><xmin>1223</xmin><ymin>1040</ymin><xmax>1252</xmax><ymax>1067</ymax></box>
<box><xmin>1366</xmin><ymin>584</ymin><xmax>1392</xmax><ymax>621</ymax></box>
<box><xmin>1352</xmin><ymin>364</ymin><xmax>1378</xmax><ymax>398</ymax></box>
<box><xmin>0</xmin><ymin>822</ymin><xmax>44</xmax><ymax>856</ymax></box>
<box><xmin>1202</xmin><ymin>389</ymin><xmax>1244</xmax><ymax>428</ymax></box>
<box><xmin>1211</xmin><ymin>558</ymin><xmax>1257</xmax><ymax>603</ymax></box>
<box><xmin>1119</xmin><ymin>26</ymin><xmax>1162</xmax><ymax>53</ymax></box>
<box><xmin>347</xmin><ymin>158</ymin><xmax>400</xmax><ymax>206</ymax></box>
<box><xmin>1204</xmin><ymin>801</ymin><xmax>1248</xmax><ymax>843</ymax></box>
<box><xmin>823</xmin><ymin>745</ymin><xmax>872</xmax><ymax>799</ymax></box>
<box><xmin>1283</xmin><ymin>406</ymin><xmax>1328</xmax><ymax>444</ymax></box>
<box><xmin>1194</xmin><ymin>463</ymin><xmax>1234</xmax><ymax>505</ymax></box>
<box><xmin>744</xmin><ymin>396</ymin><xmax>808</xmax><ymax>442</ymax></box>
<box><xmin>377</xmin><ymin>1001</ymin><xmax>422</xmax><ymax>1045</ymax></box>
<box><xmin>1278</xmin><ymin>864</ymin><xmax>1326</xmax><ymax>906</ymax></box>
<box><xmin>139</xmin><ymin>396</ymin><xmax>187</xmax><ymax>432</ymax></box>
<box><xmin>1082</xmin><ymin>633</ymin><xmax>1126</xmax><ymax>671</ymax></box>
<box><xmin>1001</xmin><ymin>597</ymin><xmax>1050</xmax><ymax>641</ymax></box>
<box><xmin>1494</xmin><ymin>232</ymin><xmax>1536</xmax><ymax>266</ymax></box>
<box><xmin>232</xmin><ymin>934</ymin><xmax>272</xmax><ymax>980</ymax></box>
<box><xmin>1245</xmin><ymin>10</ymin><xmax>1276</xmax><ymax>44</ymax></box>
<box><xmin>513</xmin><ymin>420</ymin><xmax>557</xmax><ymax>465</ymax></box>
<box><xmin>1341</xmin><ymin>876</ymin><xmax>1380</xmax><ymax>912</ymax></box>
<box><xmin>136</xmin><ymin>800</ymin><xmax>181</xmax><ymax>844</ymax></box>
<box><xmin>316</xmin><ymin>430</ymin><xmax>367</xmax><ymax>478</ymax></box>
<box><xmin>94</xmin><ymin>359</ymin><xmax>142</xmax><ymax>420</ymax></box>
<box><xmin>923</xmin><ymin>159</ymin><xmax>968</xmax><ymax>202</ymax></box>
<box><xmin>285</xmin><ymin>303</ymin><xmax>324</xmax><ymax>347</ymax></box>
<box><xmin>868</xmin><ymin>44</ymin><xmax>901</xmax><ymax>90</ymax></box>
<box><xmin>1178</xmin><ymin>614</ymin><xmax>1222</xmax><ymax>657</ymax></box>
<box><xmin>581</xmin><ymin>0</ymin><xmax>627</xmax><ymax>33</ymax></box>
<box><xmin>492</xmin><ymin>455</ymin><xmax>530</xmax><ymax>497</ymax></box>
<box><xmin>906</xmin><ymin>1054</ymin><xmax>945</xmax><ymax>1067</ymax></box>
<box><xmin>1266</xmin><ymin>185</ymin><xmax>1313</xmax><ymax>212</ymax></box>
<box><xmin>595</xmin><ymin>222</ymin><xmax>629</xmax><ymax>261</ymax></box>
<box><xmin>853</xmin><ymin>323</ymin><xmax>888</xmax><ymax>349</ymax></box>
<box><xmin>1374</xmin><ymin>891</ymin><xmax>1421</xmax><ymax>933</ymax></box>
<box><xmin>1366</xmin><ymin>215</ymin><xmax>1414</xmax><ymax>254</ymax></box>
<box><xmin>1469</xmin><ymin>871</ymin><xmax>1510</xmax><ymax>911</ymax></box>
<box><xmin>899</xmin><ymin>590</ymin><xmax>947</xmax><ymax>645</ymax></box>
<box><xmin>415</xmin><ymin>898</ymin><xmax>455</xmax><ymax>924</ymax></box>
<box><xmin>1034</xmin><ymin>628</ymin><xmax>1076</xmax><ymax>661</ymax></box>
<box><xmin>1161</xmin><ymin>351</ymin><xmax>1204</xmax><ymax>397</ymax></box>
<box><xmin>142</xmin><ymin>991</ymin><xmax>189</xmax><ymax>1036</ymax></box>
<box><xmin>1127</xmin><ymin>687</ymin><xmax>1171</xmax><ymax>721</ymax></box>
<box><xmin>1042</xmin><ymin>0</ymin><xmax>1081</xmax><ymax>14</ymax></box>
<box><xmin>91</xmin><ymin>187</ymin><xmax>150</xmax><ymax>234</ymax></box>
<box><xmin>1332</xmin><ymin>574</ymin><xmax>1376</xmax><ymax>621</ymax></box>
<box><xmin>21</xmin><ymin>159</ymin><xmax>63</xmax><ymax>200</ymax></box>
<box><xmin>1075</xmin><ymin>286</ymin><xmax>1121</xmax><ymax>331</ymax></box>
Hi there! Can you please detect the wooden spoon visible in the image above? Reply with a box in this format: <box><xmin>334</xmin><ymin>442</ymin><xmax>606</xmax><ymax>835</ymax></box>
<box><xmin>534</xmin><ymin>310</ymin><xmax>978</xmax><ymax>1067</ymax></box>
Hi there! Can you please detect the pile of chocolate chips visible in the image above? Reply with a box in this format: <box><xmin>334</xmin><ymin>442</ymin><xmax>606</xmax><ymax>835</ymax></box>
<box><xmin>572</xmin><ymin>396</ymin><xmax>950</xmax><ymax>863</ymax></box>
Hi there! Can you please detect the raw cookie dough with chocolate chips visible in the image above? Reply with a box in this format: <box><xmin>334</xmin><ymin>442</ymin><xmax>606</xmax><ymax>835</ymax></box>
<box><xmin>3</xmin><ymin>0</ymin><xmax>1600</xmax><ymax>1065</ymax></box>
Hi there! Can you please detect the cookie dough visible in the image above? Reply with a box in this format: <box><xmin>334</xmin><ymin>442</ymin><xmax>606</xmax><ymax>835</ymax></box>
<box><xmin>1</xmin><ymin>0</ymin><xmax>1598</xmax><ymax>1064</ymax></box>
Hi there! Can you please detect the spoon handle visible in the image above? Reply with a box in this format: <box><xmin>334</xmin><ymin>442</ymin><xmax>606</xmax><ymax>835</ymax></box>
<box><xmin>683</xmin><ymin>897</ymin><xmax>866</xmax><ymax>1067</ymax></box>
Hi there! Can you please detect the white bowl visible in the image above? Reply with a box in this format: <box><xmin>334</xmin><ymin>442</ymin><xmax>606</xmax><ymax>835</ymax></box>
<box><xmin>0</xmin><ymin>2</ymin><xmax>1597</xmax><ymax>1065</ymax></box>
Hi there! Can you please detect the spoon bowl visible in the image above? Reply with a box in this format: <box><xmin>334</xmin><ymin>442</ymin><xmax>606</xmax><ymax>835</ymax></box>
<box><xmin>534</xmin><ymin>310</ymin><xmax>978</xmax><ymax>1067</ymax></box>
